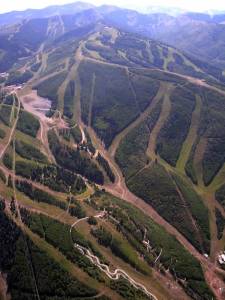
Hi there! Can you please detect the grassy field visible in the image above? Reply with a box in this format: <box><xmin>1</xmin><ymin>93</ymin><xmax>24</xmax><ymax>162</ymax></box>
<box><xmin>176</xmin><ymin>95</ymin><xmax>201</xmax><ymax>172</ymax></box>
<box><xmin>146</xmin><ymin>84</ymin><xmax>173</xmax><ymax>160</ymax></box>
<box><xmin>156</xmin><ymin>86</ymin><xmax>196</xmax><ymax>167</ymax></box>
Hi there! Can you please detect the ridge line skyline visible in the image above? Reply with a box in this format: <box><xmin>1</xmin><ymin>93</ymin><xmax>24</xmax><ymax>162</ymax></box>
<box><xmin>1</xmin><ymin>0</ymin><xmax>225</xmax><ymax>15</ymax></box>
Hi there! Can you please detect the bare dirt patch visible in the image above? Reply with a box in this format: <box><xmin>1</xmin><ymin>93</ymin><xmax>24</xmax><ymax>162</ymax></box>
<box><xmin>20</xmin><ymin>90</ymin><xmax>51</xmax><ymax>121</ymax></box>
<box><xmin>19</xmin><ymin>90</ymin><xmax>63</xmax><ymax>163</ymax></box>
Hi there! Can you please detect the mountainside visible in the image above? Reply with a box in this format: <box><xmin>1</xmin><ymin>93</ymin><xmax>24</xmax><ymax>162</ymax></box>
<box><xmin>0</xmin><ymin>12</ymin><xmax>224</xmax><ymax>84</ymax></box>
<box><xmin>2</xmin><ymin>4</ymin><xmax>225</xmax><ymax>73</ymax></box>
<box><xmin>0</xmin><ymin>1</ymin><xmax>94</xmax><ymax>26</ymax></box>
<box><xmin>103</xmin><ymin>9</ymin><xmax>225</xmax><ymax>69</ymax></box>
<box><xmin>1</xmin><ymin>3</ymin><xmax>225</xmax><ymax>300</ymax></box>
<box><xmin>151</xmin><ymin>16</ymin><xmax>225</xmax><ymax>69</ymax></box>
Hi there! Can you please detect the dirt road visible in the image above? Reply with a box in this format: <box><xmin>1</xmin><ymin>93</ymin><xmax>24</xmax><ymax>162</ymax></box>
<box><xmin>71</xmin><ymin>213</ymin><xmax>158</xmax><ymax>300</ymax></box>
<box><xmin>0</xmin><ymin>94</ymin><xmax>21</xmax><ymax>160</ymax></box>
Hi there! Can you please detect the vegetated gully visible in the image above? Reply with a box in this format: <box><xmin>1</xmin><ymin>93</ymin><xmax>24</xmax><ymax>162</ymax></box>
<box><xmin>13</xmin><ymin>42</ymin><xmax>225</xmax><ymax>299</ymax></box>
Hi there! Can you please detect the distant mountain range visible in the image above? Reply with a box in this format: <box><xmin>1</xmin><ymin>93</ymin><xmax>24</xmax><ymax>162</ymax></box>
<box><xmin>1</xmin><ymin>2</ymin><xmax>225</xmax><ymax>26</ymax></box>
<box><xmin>0</xmin><ymin>2</ymin><xmax>94</xmax><ymax>26</ymax></box>
<box><xmin>1</xmin><ymin>2</ymin><xmax>225</xmax><ymax>71</ymax></box>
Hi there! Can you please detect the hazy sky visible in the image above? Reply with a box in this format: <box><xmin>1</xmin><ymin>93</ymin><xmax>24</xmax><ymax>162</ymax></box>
<box><xmin>1</xmin><ymin>0</ymin><xmax>225</xmax><ymax>13</ymax></box>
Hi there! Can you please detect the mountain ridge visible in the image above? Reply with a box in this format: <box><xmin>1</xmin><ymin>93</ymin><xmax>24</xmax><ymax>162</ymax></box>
<box><xmin>1</xmin><ymin>2</ymin><xmax>225</xmax><ymax>71</ymax></box>
<box><xmin>0</xmin><ymin>3</ymin><xmax>225</xmax><ymax>300</ymax></box>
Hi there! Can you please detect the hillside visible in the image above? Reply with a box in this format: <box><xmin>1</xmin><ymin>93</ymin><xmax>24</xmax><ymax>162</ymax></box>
<box><xmin>2</xmin><ymin>1</ymin><xmax>225</xmax><ymax>71</ymax></box>
<box><xmin>0</xmin><ymin>2</ymin><xmax>94</xmax><ymax>26</ymax></box>
<box><xmin>103</xmin><ymin>9</ymin><xmax>225</xmax><ymax>69</ymax></box>
<box><xmin>0</xmin><ymin>4</ymin><xmax>225</xmax><ymax>300</ymax></box>
<box><xmin>1</xmin><ymin>5</ymin><xmax>225</xmax><ymax>77</ymax></box>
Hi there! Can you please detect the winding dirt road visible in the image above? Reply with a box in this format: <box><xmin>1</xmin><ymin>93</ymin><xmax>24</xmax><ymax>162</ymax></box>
<box><xmin>70</xmin><ymin>213</ymin><xmax>158</xmax><ymax>300</ymax></box>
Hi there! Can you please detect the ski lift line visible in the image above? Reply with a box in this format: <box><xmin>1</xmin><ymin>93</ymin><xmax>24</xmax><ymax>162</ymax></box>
<box><xmin>12</xmin><ymin>136</ymin><xmax>41</xmax><ymax>300</ymax></box>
